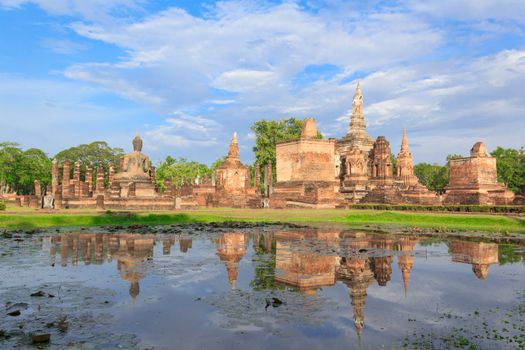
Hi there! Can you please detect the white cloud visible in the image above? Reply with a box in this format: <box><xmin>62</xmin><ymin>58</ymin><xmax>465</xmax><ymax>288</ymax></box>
<box><xmin>0</xmin><ymin>0</ymin><xmax>144</xmax><ymax>21</ymax></box>
<box><xmin>41</xmin><ymin>38</ymin><xmax>87</xmax><ymax>54</ymax></box>
<box><xmin>1</xmin><ymin>0</ymin><xmax>524</xmax><ymax>164</ymax></box>
<box><xmin>145</xmin><ymin>113</ymin><xmax>221</xmax><ymax>150</ymax></box>
<box><xmin>0</xmin><ymin>74</ymin><xmax>150</xmax><ymax>156</ymax></box>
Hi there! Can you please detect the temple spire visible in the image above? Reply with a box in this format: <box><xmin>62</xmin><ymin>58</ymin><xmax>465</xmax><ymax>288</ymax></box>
<box><xmin>227</xmin><ymin>132</ymin><xmax>240</xmax><ymax>159</ymax></box>
<box><xmin>348</xmin><ymin>82</ymin><xmax>366</xmax><ymax>137</ymax></box>
<box><xmin>401</xmin><ymin>128</ymin><xmax>409</xmax><ymax>152</ymax></box>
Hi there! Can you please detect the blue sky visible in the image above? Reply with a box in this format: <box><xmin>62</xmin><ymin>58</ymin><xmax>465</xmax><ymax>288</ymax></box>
<box><xmin>1</xmin><ymin>0</ymin><xmax>524</xmax><ymax>165</ymax></box>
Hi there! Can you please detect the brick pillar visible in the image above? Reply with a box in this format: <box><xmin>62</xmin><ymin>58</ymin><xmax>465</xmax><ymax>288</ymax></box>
<box><xmin>85</xmin><ymin>167</ymin><xmax>93</xmax><ymax>195</ymax></box>
<box><xmin>245</xmin><ymin>169</ymin><xmax>250</xmax><ymax>189</ymax></box>
<box><xmin>54</xmin><ymin>194</ymin><xmax>62</xmax><ymax>210</ymax></box>
<box><xmin>150</xmin><ymin>166</ymin><xmax>156</xmax><ymax>184</ymax></box>
<box><xmin>108</xmin><ymin>165</ymin><xmax>115</xmax><ymax>187</ymax></box>
<box><xmin>34</xmin><ymin>180</ymin><xmax>41</xmax><ymax>197</ymax></box>
<box><xmin>264</xmin><ymin>163</ymin><xmax>273</xmax><ymax>196</ymax></box>
<box><xmin>95</xmin><ymin>167</ymin><xmax>105</xmax><ymax>194</ymax></box>
<box><xmin>62</xmin><ymin>160</ymin><xmax>70</xmax><ymax>198</ymax></box>
<box><xmin>73</xmin><ymin>161</ymin><xmax>81</xmax><ymax>198</ymax></box>
<box><xmin>255</xmin><ymin>163</ymin><xmax>260</xmax><ymax>192</ymax></box>
<box><xmin>96</xmin><ymin>195</ymin><xmax>105</xmax><ymax>210</ymax></box>
<box><xmin>51</xmin><ymin>159</ymin><xmax>59</xmax><ymax>196</ymax></box>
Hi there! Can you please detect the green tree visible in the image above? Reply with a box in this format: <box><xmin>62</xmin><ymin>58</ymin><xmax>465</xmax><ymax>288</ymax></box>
<box><xmin>490</xmin><ymin>147</ymin><xmax>525</xmax><ymax>194</ymax></box>
<box><xmin>251</xmin><ymin>117</ymin><xmax>322</xmax><ymax>182</ymax></box>
<box><xmin>53</xmin><ymin>141</ymin><xmax>125</xmax><ymax>178</ymax></box>
<box><xmin>0</xmin><ymin>143</ymin><xmax>51</xmax><ymax>195</ymax></box>
<box><xmin>391</xmin><ymin>153</ymin><xmax>397</xmax><ymax>176</ymax></box>
<box><xmin>155</xmin><ymin>156</ymin><xmax>211</xmax><ymax>191</ymax></box>
<box><xmin>16</xmin><ymin>148</ymin><xmax>52</xmax><ymax>194</ymax></box>
<box><xmin>0</xmin><ymin>142</ymin><xmax>22</xmax><ymax>194</ymax></box>
<box><xmin>414</xmin><ymin>163</ymin><xmax>449</xmax><ymax>192</ymax></box>
<box><xmin>414</xmin><ymin>154</ymin><xmax>464</xmax><ymax>193</ymax></box>
<box><xmin>210</xmin><ymin>156</ymin><xmax>226</xmax><ymax>173</ymax></box>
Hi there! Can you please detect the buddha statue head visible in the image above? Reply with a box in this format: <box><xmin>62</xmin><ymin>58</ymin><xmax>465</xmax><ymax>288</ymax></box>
<box><xmin>133</xmin><ymin>133</ymin><xmax>143</xmax><ymax>152</ymax></box>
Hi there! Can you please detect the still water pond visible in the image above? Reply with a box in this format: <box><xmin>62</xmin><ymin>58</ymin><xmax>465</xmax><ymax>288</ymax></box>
<box><xmin>1</xmin><ymin>224</ymin><xmax>524</xmax><ymax>349</ymax></box>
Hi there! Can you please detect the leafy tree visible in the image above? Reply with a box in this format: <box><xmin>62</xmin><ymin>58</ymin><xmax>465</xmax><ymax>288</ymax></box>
<box><xmin>155</xmin><ymin>156</ymin><xmax>211</xmax><ymax>190</ymax></box>
<box><xmin>414</xmin><ymin>154</ymin><xmax>464</xmax><ymax>193</ymax></box>
<box><xmin>414</xmin><ymin>163</ymin><xmax>449</xmax><ymax>192</ymax></box>
<box><xmin>53</xmin><ymin>141</ymin><xmax>125</xmax><ymax>178</ymax></box>
<box><xmin>0</xmin><ymin>142</ymin><xmax>22</xmax><ymax>194</ymax></box>
<box><xmin>210</xmin><ymin>156</ymin><xmax>226</xmax><ymax>173</ymax></box>
<box><xmin>390</xmin><ymin>153</ymin><xmax>397</xmax><ymax>176</ymax></box>
<box><xmin>16</xmin><ymin>148</ymin><xmax>52</xmax><ymax>194</ymax></box>
<box><xmin>0</xmin><ymin>143</ymin><xmax>52</xmax><ymax>195</ymax></box>
<box><xmin>490</xmin><ymin>147</ymin><xmax>525</xmax><ymax>194</ymax></box>
<box><xmin>251</xmin><ymin>117</ymin><xmax>322</xmax><ymax>182</ymax></box>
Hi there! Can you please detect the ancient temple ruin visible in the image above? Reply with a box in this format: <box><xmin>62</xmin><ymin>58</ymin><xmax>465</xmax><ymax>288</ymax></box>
<box><xmin>271</xmin><ymin>118</ymin><xmax>339</xmax><ymax>208</ymax></box>
<box><xmin>18</xmin><ymin>83</ymin><xmax>520</xmax><ymax>211</ymax></box>
<box><xmin>208</xmin><ymin>133</ymin><xmax>260</xmax><ymax>208</ymax></box>
<box><xmin>444</xmin><ymin>142</ymin><xmax>515</xmax><ymax>205</ymax></box>
<box><xmin>46</xmin><ymin>134</ymin><xmax>178</xmax><ymax>210</ymax></box>
<box><xmin>270</xmin><ymin>83</ymin><xmax>515</xmax><ymax>207</ymax></box>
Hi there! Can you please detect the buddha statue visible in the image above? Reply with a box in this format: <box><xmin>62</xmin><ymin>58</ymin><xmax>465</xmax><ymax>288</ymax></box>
<box><xmin>114</xmin><ymin>133</ymin><xmax>152</xmax><ymax>182</ymax></box>
<box><xmin>110</xmin><ymin>133</ymin><xmax>156</xmax><ymax>198</ymax></box>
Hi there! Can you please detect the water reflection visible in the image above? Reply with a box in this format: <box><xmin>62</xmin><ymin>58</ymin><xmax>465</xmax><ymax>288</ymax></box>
<box><xmin>30</xmin><ymin>227</ymin><xmax>525</xmax><ymax>349</ymax></box>
<box><xmin>450</xmin><ymin>241</ymin><xmax>498</xmax><ymax>279</ymax></box>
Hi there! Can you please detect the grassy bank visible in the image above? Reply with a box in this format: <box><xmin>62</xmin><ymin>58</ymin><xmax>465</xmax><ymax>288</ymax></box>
<box><xmin>0</xmin><ymin>208</ymin><xmax>524</xmax><ymax>233</ymax></box>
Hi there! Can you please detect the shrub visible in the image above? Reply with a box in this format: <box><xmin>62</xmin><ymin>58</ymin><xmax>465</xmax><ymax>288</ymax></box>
<box><xmin>0</xmin><ymin>201</ymin><xmax>5</xmax><ymax>211</ymax></box>
<box><xmin>349</xmin><ymin>203</ymin><xmax>525</xmax><ymax>214</ymax></box>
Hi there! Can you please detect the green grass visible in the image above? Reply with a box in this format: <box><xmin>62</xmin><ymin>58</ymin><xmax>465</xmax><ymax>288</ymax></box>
<box><xmin>0</xmin><ymin>207</ymin><xmax>524</xmax><ymax>233</ymax></box>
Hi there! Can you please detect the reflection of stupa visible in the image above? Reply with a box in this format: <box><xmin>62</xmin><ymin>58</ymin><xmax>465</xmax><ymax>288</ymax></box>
<box><xmin>450</xmin><ymin>241</ymin><xmax>499</xmax><ymax>279</ymax></box>
<box><xmin>180</xmin><ymin>238</ymin><xmax>193</xmax><ymax>253</ymax></box>
<box><xmin>396</xmin><ymin>237</ymin><xmax>418</xmax><ymax>297</ymax></box>
<box><xmin>163</xmin><ymin>238</ymin><xmax>175</xmax><ymax>255</ymax></box>
<box><xmin>370</xmin><ymin>239</ymin><xmax>394</xmax><ymax>287</ymax></box>
<box><xmin>274</xmin><ymin>231</ymin><xmax>339</xmax><ymax>294</ymax></box>
<box><xmin>216</xmin><ymin>232</ymin><xmax>248</xmax><ymax>289</ymax></box>
<box><xmin>338</xmin><ymin>256</ymin><xmax>375</xmax><ymax>338</ymax></box>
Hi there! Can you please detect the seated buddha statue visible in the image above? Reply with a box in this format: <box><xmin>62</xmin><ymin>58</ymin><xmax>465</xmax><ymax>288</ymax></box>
<box><xmin>114</xmin><ymin>134</ymin><xmax>152</xmax><ymax>182</ymax></box>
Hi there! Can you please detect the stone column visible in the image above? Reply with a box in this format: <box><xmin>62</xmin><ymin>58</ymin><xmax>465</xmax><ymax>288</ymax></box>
<box><xmin>254</xmin><ymin>164</ymin><xmax>260</xmax><ymax>193</ymax></box>
<box><xmin>96</xmin><ymin>195</ymin><xmax>105</xmax><ymax>211</ymax></box>
<box><xmin>245</xmin><ymin>169</ymin><xmax>250</xmax><ymax>189</ymax></box>
<box><xmin>54</xmin><ymin>194</ymin><xmax>62</xmax><ymax>210</ymax></box>
<box><xmin>95</xmin><ymin>167</ymin><xmax>105</xmax><ymax>194</ymax></box>
<box><xmin>34</xmin><ymin>180</ymin><xmax>41</xmax><ymax>197</ymax></box>
<box><xmin>51</xmin><ymin>159</ymin><xmax>59</xmax><ymax>196</ymax></box>
<box><xmin>264</xmin><ymin>163</ymin><xmax>273</xmax><ymax>196</ymax></box>
<box><xmin>73</xmin><ymin>161</ymin><xmax>81</xmax><ymax>198</ymax></box>
<box><xmin>150</xmin><ymin>166</ymin><xmax>156</xmax><ymax>184</ymax></box>
<box><xmin>109</xmin><ymin>165</ymin><xmax>115</xmax><ymax>187</ymax></box>
<box><xmin>85</xmin><ymin>167</ymin><xmax>93</xmax><ymax>196</ymax></box>
<box><xmin>62</xmin><ymin>160</ymin><xmax>70</xmax><ymax>198</ymax></box>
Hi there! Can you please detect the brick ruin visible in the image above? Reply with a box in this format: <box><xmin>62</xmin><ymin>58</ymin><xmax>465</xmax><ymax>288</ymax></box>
<box><xmin>206</xmin><ymin>133</ymin><xmax>260</xmax><ymax>208</ymax></box>
<box><xmin>31</xmin><ymin>134</ymin><xmax>179</xmax><ymax>210</ymax></box>
<box><xmin>271</xmin><ymin>118</ymin><xmax>339</xmax><ymax>208</ymax></box>
<box><xmin>270</xmin><ymin>84</ymin><xmax>516</xmax><ymax>207</ymax></box>
<box><xmin>444</xmin><ymin>142</ymin><xmax>515</xmax><ymax>205</ymax></box>
<box><xmin>17</xmin><ymin>83</ymin><xmax>520</xmax><ymax>210</ymax></box>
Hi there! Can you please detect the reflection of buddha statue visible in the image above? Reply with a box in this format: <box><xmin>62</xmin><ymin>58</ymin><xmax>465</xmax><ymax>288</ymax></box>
<box><xmin>114</xmin><ymin>134</ymin><xmax>152</xmax><ymax>182</ymax></box>
<box><xmin>115</xmin><ymin>236</ymin><xmax>155</xmax><ymax>302</ymax></box>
